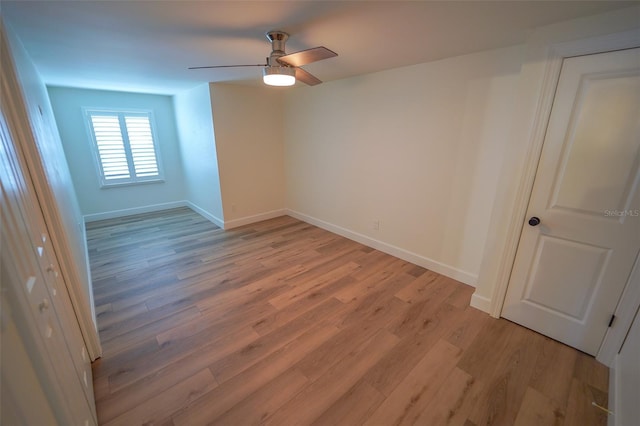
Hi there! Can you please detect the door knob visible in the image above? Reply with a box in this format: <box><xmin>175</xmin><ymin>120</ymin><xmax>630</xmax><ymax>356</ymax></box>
<box><xmin>528</xmin><ymin>217</ymin><xmax>541</xmax><ymax>226</ymax></box>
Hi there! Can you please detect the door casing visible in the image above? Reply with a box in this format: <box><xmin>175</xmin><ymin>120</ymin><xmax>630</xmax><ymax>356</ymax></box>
<box><xmin>483</xmin><ymin>28</ymin><xmax>640</xmax><ymax>366</ymax></box>
<box><xmin>0</xmin><ymin>21</ymin><xmax>102</xmax><ymax>360</ymax></box>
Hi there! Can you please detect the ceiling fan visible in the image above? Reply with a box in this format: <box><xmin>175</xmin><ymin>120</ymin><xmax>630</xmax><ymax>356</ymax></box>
<box><xmin>189</xmin><ymin>31</ymin><xmax>337</xmax><ymax>87</ymax></box>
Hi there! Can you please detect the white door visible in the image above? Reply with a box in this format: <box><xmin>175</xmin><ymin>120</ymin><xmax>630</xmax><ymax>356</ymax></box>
<box><xmin>1</xmin><ymin>109</ymin><xmax>97</xmax><ymax>424</ymax></box>
<box><xmin>502</xmin><ymin>48</ymin><xmax>640</xmax><ymax>356</ymax></box>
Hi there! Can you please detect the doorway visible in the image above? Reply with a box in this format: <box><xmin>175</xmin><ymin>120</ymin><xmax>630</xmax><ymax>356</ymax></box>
<box><xmin>502</xmin><ymin>48</ymin><xmax>640</xmax><ymax>355</ymax></box>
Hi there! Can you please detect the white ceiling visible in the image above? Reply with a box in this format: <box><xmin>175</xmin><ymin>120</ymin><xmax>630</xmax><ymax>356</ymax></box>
<box><xmin>3</xmin><ymin>1</ymin><xmax>636</xmax><ymax>94</ymax></box>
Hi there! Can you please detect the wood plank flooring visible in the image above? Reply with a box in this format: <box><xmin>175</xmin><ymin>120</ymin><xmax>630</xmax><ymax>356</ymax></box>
<box><xmin>88</xmin><ymin>207</ymin><xmax>609</xmax><ymax>425</ymax></box>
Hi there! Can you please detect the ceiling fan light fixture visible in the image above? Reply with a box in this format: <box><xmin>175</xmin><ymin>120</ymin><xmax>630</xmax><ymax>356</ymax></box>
<box><xmin>263</xmin><ymin>66</ymin><xmax>295</xmax><ymax>86</ymax></box>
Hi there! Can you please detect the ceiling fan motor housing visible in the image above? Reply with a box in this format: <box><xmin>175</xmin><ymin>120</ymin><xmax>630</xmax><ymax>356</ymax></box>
<box><xmin>266</xmin><ymin>31</ymin><xmax>290</xmax><ymax>67</ymax></box>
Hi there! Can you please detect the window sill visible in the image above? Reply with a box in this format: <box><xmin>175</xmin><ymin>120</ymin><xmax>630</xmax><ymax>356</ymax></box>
<box><xmin>100</xmin><ymin>179</ymin><xmax>165</xmax><ymax>189</ymax></box>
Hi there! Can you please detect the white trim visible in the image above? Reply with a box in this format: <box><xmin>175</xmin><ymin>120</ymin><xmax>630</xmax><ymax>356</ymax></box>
<box><xmin>287</xmin><ymin>209</ymin><xmax>478</xmax><ymax>287</ymax></box>
<box><xmin>470</xmin><ymin>293</ymin><xmax>492</xmax><ymax>312</ymax></box>
<box><xmin>79</xmin><ymin>219</ymin><xmax>98</xmax><ymax>332</ymax></box>
<box><xmin>598</xmin><ymin>252</ymin><xmax>640</xmax><ymax>367</ymax></box>
<box><xmin>1</xmin><ymin>24</ymin><xmax>97</xmax><ymax>421</ymax></box>
<box><xmin>224</xmin><ymin>209</ymin><xmax>287</xmax><ymax>230</ymax></box>
<box><xmin>609</xmin><ymin>364</ymin><xmax>617</xmax><ymax>425</ymax></box>
<box><xmin>83</xmin><ymin>200</ymin><xmax>227</xmax><ymax>229</ymax></box>
<box><xmin>546</xmin><ymin>28</ymin><xmax>640</xmax><ymax>59</ymax></box>
<box><xmin>0</xmin><ymin>23</ymin><xmax>104</xmax><ymax>359</ymax></box>
<box><xmin>482</xmin><ymin>45</ymin><xmax>565</xmax><ymax>318</ymax></box>
<box><xmin>83</xmin><ymin>200</ymin><xmax>187</xmax><ymax>222</ymax></box>
<box><xmin>185</xmin><ymin>201</ymin><xmax>224</xmax><ymax>228</ymax></box>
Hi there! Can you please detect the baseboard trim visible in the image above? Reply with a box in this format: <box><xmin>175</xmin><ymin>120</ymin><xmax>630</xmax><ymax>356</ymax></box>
<box><xmin>83</xmin><ymin>201</ymin><xmax>188</xmax><ymax>222</ymax></box>
<box><xmin>224</xmin><ymin>209</ymin><xmax>287</xmax><ymax>230</ymax></box>
<box><xmin>83</xmin><ymin>202</ymin><xmax>285</xmax><ymax>230</ymax></box>
<box><xmin>470</xmin><ymin>293</ymin><xmax>492</xmax><ymax>313</ymax></box>
<box><xmin>286</xmin><ymin>209</ymin><xmax>478</xmax><ymax>287</ymax></box>
<box><xmin>84</xmin><ymin>204</ymin><xmax>479</xmax><ymax>287</ymax></box>
<box><xmin>185</xmin><ymin>201</ymin><xmax>224</xmax><ymax>228</ymax></box>
<box><xmin>80</xmin><ymin>216</ymin><xmax>103</xmax><ymax>358</ymax></box>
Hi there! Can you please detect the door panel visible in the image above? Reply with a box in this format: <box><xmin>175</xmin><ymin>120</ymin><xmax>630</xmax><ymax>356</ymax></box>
<box><xmin>552</xmin><ymin>74</ymin><xmax>640</xmax><ymax>215</ymax></box>
<box><xmin>523</xmin><ymin>235</ymin><xmax>610</xmax><ymax>321</ymax></box>
<box><xmin>502</xmin><ymin>48</ymin><xmax>640</xmax><ymax>355</ymax></box>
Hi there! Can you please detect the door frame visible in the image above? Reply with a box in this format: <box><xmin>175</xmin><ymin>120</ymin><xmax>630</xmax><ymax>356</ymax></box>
<box><xmin>484</xmin><ymin>28</ymin><xmax>640</xmax><ymax>366</ymax></box>
<box><xmin>1</xmin><ymin>115</ymin><xmax>80</xmax><ymax>425</ymax></box>
<box><xmin>0</xmin><ymin>22</ymin><xmax>102</xmax><ymax>359</ymax></box>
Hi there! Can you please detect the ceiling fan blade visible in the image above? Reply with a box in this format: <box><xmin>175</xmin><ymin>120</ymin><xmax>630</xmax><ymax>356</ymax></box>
<box><xmin>277</xmin><ymin>46</ymin><xmax>337</xmax><ymax>67</ymax></box>
<box><xmin>188</xmin><ymin>64</ymin><xmax>266</xmax><ymax>70</ymax></box>
<box><xmin>295</xmin><ymin>67</ymin><xmax>322</xmax><ymax>86</ymax></box>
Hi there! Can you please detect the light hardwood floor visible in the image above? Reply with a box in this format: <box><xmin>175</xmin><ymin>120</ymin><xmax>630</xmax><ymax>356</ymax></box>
<box><xmin>88</xmin><ymin>207</ymin><xmax>609</xmax><ymax>425</ymax></box>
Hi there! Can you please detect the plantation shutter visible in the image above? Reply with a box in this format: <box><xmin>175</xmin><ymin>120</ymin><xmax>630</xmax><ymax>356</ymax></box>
<box><xmin>124</xmin><ymin>116</ymin><xmax>159</xmax><ymax>177</ymax></box>
<box><xmin>86</xmin><ymin>110</ymin><xmax>162</xmax><ymax>186</ymax></box>
<box><xmin>90</xmin><ymin>114</ymin><xmax>131</xmax><ymax>180</ymax></box>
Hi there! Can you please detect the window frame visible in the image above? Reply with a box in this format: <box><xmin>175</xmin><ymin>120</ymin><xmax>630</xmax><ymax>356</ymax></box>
<box><xmin>83</xmin><ymin>107</ymin><xmax>165</xmax><ymax>188</ymax></box>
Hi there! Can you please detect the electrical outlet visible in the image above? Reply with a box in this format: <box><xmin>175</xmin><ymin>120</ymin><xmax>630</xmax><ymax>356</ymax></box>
<box><xmin>372</xmin><ymin>220</ymin><xmax>380</xmax><ymax>231</ymax></box>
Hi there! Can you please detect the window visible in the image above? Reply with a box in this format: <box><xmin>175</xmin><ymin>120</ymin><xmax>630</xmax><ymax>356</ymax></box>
<box><xmin>84</xmin><ymin>109</ymin><xmax>163</xmax><ymax>187</ymax></box>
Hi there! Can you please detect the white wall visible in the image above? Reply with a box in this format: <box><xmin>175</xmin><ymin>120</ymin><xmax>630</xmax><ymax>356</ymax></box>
<box><xmin>4</xmin><ymin>22</ymin><xmax>100</xmax><ymax>353</ymax></box>
<box><xmin>284</xmin><ymin>46</ymin><xmax>523</xmax><ymax>285</ymax></box>
<box><xmin>47</xmin><ymin>87</ymin><xmax>186</xmax><ymax>220</ymax></box>
<box><xmin>174</xmin><ymin>83</ymin><xmax>224</xmax><ymax>225</ymax></box>
<box><xmin>210</xmin><ymin>83</ymin><xmax>286</xmax><ymax>228</ymax></box>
